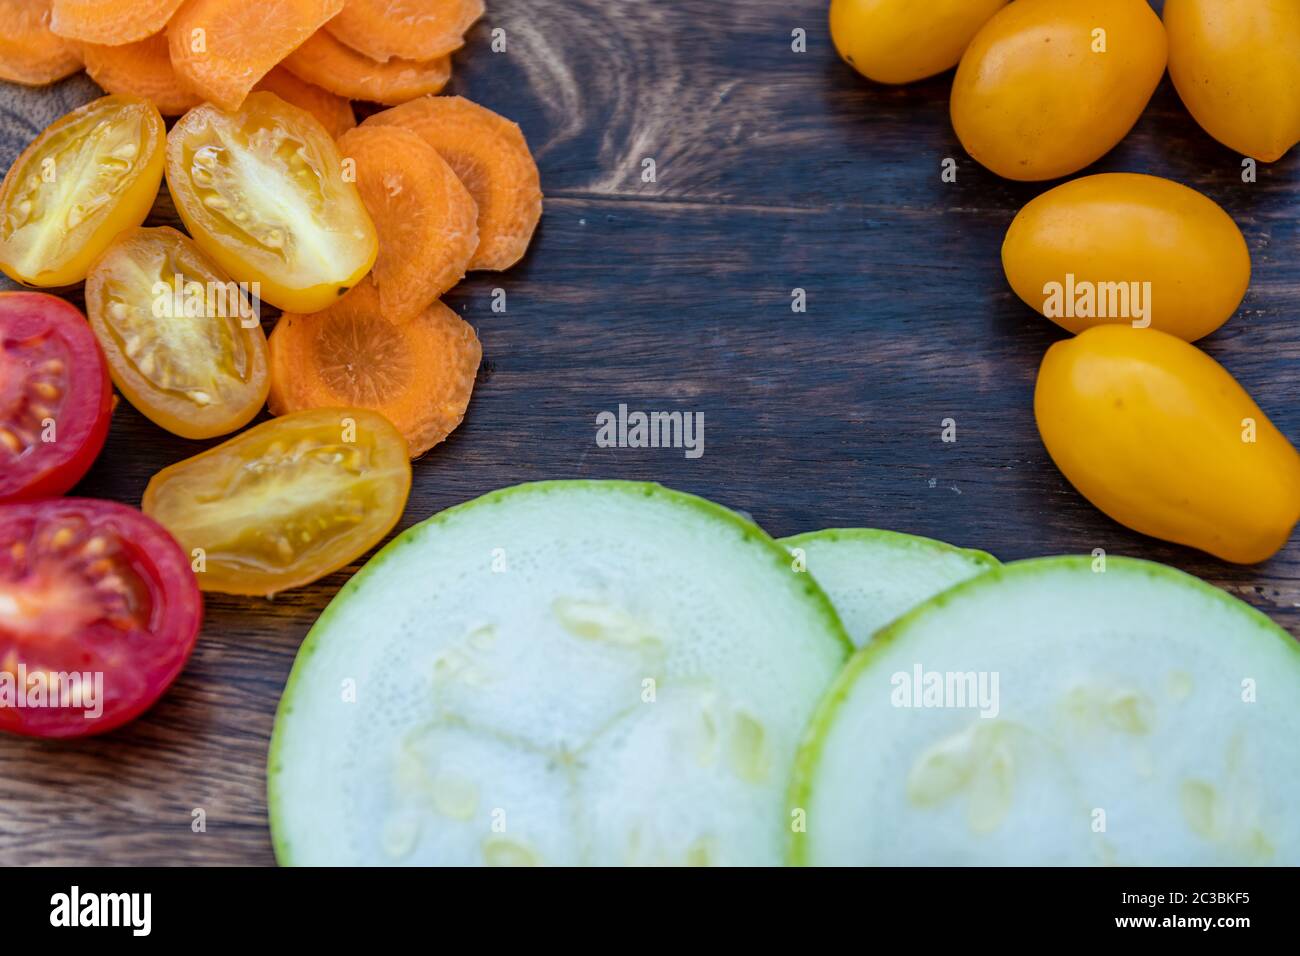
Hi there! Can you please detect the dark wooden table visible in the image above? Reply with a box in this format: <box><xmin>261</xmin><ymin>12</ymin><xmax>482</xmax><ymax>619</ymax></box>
<box><xmin>2</xmin><ymin>0</ymin><xmax>1297</xmax><ymax>865</ymax></box>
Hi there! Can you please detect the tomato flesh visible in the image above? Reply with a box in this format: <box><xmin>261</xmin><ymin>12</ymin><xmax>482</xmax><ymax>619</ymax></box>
<box><xmin>0</xmin><ymin>95</ymin><xmax>166</xmax><ymax>287</ymax></box>
<box><xmin>85</xmin><ymin>226</ymin><xmax>270</xmax><ymax>440</ymax></box>
<box><xmin>165</xmin><ymin>93</ymin><xmax>378</xmax><ymax>314</ymax></box>
<box><xmin>0</xmin><ymin>499</ymin><xmax>202</xmax><ymax>738</ymax></box>
<box><xmin>142</xmin><ymin>407</ymin><xmax>411</xmax><ymax>596</ymax></box>
<box><xmin>0</xmin><ymin>292</ymin><xmax>113</xmax><ymax>501</ymax></box>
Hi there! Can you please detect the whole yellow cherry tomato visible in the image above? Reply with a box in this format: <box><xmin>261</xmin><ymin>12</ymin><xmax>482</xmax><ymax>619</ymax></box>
<box><xmin>0</xmin><ymin>95</ymin><xmax>165</xmax><ymax>287</ymax></box>
<box><xmin>1035</xmin><ymin>326</ymin><xmax>1300</xmax><ymax>564</ymax></box>
<box><xmin>1003</xmin><ymin>173</ymin><xmax>1250</xmax><ymax>341</ymax></box>
<box><xmin>1165</xmin><ymin>0</ymin><xmax>1300</xmax><ymax>163</ymax></box>
<box><xmin>165</xmin><ymin>92</ymin><xmax>377</xmax><ymax>314</ymax></box>
<box><xmin>829</xmin><ymin>0</ymin><xmax>1008</xmax><ymax>85</ymax></box>
<box><xmin>951</xmin><ymin>0</ymin><xmax>1167</xmax><ymax>181</ymax></box>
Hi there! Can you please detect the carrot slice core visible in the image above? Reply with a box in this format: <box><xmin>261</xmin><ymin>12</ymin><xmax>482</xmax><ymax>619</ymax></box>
<box><xmin>269</xmin><ymin>282</ymin><xmax>481</xmax><ymax>458</ymax></box>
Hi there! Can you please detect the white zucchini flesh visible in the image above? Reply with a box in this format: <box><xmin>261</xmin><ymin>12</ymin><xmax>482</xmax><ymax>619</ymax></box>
<box><xmin>780</xmin><ymin>528</ymin><xmax>998</xmax><ymax>647</ymax></box>
<box><xmin>791</xmin><ymin>556</ymin><xmax>1300</xmax><ymax>865</ymax></box>
<box><xmin>269</xmin><ymin>481</ymin><xmax>850</xmax><ymax>866</ymax></box>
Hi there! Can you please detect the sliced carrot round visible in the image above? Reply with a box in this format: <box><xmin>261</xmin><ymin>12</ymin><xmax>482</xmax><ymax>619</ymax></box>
<box><xmin>168</xmin><ymin>0</ymin><xmax>344</xmax><ymax>111</ymax></box>
<box><xmin>282</xmin><ymin>28</ymin><xmax>450</xmax><ymax>105</ymax></box>
<box><xmin>84</xmin><ymin>33</ymin><xmax>201</xmax><ymax>116</ymax></box>
<box><xmin>268</xmin><ymin>281</ymin><xmax>480</xmax><ymax>458</ymax></box>
<box><xmin>364</xmin><ymin>95</ymin><xmax>542</xmax><ymax>271</ymax></box>
<box><xmin>0</xmin><ymin>0</ymin><xmax>82</xmax><ymax>86</ymax></box>
<box><xmin>325</xmin><ymin>0</ymin><xmax>483</xmax><ymax>62</ymax></box>
<box><xmin>51</xmin><ymin>0</ymin><xmax>185</xmax><ymax>46</ymax></box>
<box><xmin>255</xmin><ymin>66</ymin><xmax>355</xmax><ymax>140</ymax></box>
<box><xmin>335</xmin><ymin>125</ymin><xmax>477</xmax><ymax>320</ymax></box>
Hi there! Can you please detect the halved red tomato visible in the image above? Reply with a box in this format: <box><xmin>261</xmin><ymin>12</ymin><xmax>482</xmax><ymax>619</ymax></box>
<box><xmin>0</xmin><ymin>498</ymin><xmax>202</xmax><ymax>738</ymax></box>
<box><xmin>0</xmin><ymin>292</ymin><xmax>113</xmax><ymax>501</ymax></box>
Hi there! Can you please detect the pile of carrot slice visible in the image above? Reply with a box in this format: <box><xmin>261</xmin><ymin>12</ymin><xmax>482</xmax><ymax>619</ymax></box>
<box><xmin>33</xmin><ymin>0</ymin><xmax>481</xmax><ymax>113</ymax></box>
<box><xmin>1</xmin><ymin>0</ymin><xmax>543</xmax><ymax>461</ymax></box>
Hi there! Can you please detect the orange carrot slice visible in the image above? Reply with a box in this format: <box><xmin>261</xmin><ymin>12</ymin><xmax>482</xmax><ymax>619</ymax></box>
<box><xmin>51</xmin><ymin>0</ymin><xmax>185</xmax><ymax>46</ymax></box>
<box><xmin>282</xmin><ymin>28</ymin><xmax>449</xmax><ymax>105</ymax></box>
<box><xmin>0</xmin><ymin>1</ymin><xmax>82</xmax><ymax>86</ymax></box>
<box><xmin>268</xmin><ymin>281</ymin><xmax>481</xmax><ymax>458</ymax></box>
<box><xmin>168</xmin><ymin>0</ymin><xmax>344</xmax><ymax>111</ymax></box>
<box><xmin>325</xmin><ymin>0</ymin><xmax>483</xmax><ymax>62</ymax></box>
<box><xmin>84</xmin><ymin>33</ymin><xmax>201</xmax><ymax>115</ymax></box>
<box><xmin>255</xmin><ymin>66</ymin><xmax>355</xmax><ymax>139</ymax></box>
<box><xmin>336</xmin><ymin>125</ymin><xmax>477</xmax><ymax>319</ymax></box>
<box><xmin>364</xmin><ymin>96</ymin><xmax>542</xmax><ymax>271</ymax></box>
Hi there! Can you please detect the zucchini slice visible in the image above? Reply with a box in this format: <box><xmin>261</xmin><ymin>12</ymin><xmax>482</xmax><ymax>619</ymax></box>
<box><xmin>270</xmin><ymin>480</ymin><xmax>850</xmax><ymax>865</ymax></box>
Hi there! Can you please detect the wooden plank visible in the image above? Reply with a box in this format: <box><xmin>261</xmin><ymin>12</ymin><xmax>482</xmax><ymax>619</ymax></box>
<box><xmin>1</xmin><ymin>0</ymin><xmax>1298</xmax><ymax>864</ymax></box>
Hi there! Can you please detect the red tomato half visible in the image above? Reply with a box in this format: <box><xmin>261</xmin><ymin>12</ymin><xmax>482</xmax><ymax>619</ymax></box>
<box><xmin>0</xmin><ymin>292</ymin><xmax>113</xmax><ymax>501</ymax></box>
<box><xmin>0</xmin><ymin>499</ymin><xmax>202</xmax><ymax>737</ymax></box>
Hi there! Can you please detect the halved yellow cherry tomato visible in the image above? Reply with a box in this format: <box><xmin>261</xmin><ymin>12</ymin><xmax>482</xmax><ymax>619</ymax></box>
<box><xmin>165</xmin><ymin>92</ymin><xmax>378</xmax><ymax>314</ymax></box>
<box><xmin>142</xmin><ymin>407</ymin><xmax>411</xmax><ymax>596</ymax></box>
<box><xmin>85</xmin><ymin>226</ymin><xmax>270</xmax><ymax>439</ymax></box>
<box><xmin>0</xmin><ymin>94</ymin><xmax>165</xmax><ymax>287</ymax></box>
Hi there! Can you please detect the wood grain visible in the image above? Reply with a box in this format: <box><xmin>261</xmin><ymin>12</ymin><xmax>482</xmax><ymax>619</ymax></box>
<box><xmin>2</xmin><ymin>0</ymin><xmax>1299</xmax><ymax>865</ymax></box>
